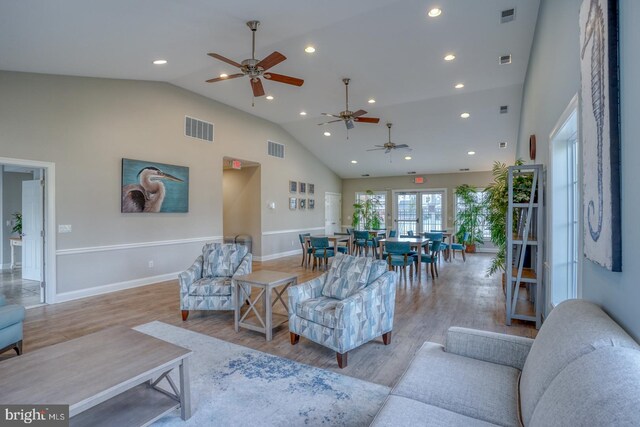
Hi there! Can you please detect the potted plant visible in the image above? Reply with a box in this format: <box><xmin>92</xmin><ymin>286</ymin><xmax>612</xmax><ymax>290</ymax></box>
<box><xmin>352</xmin><ymin>190</ymin><xmax>383</xmax><ymax>230</ymax></box>
<box><xmin>11</xmin><ymin>212</ymin><xmax>22</xmax><ymax>236</ymax></box>
<box><xmin>484</xmin><ymin>159</ymin><xmax>533</xmax><ymax>278</ymax></box>
<box><xmin>454</xmin><ymin>184</ymin><xmax>484</xmax><ymax>253</ymax></box>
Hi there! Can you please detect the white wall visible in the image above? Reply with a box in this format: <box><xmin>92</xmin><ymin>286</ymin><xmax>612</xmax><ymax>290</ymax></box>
<box><xmin>0</xmin><ymin>71</ymin><xmax>341</xmax><ymax>298</ymax></box>
<box><xmin>517</xmin><ymin>0</ymin><xmax>640</xmax><ymax>340</ymax></box>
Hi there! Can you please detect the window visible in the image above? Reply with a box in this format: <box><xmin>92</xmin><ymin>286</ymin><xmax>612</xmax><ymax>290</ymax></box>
<box><xmin>354</xmin><ymin>191</ymin><xmax>386</xmax><ymax>230</ymax></box>
<box><xmin>455</xmin><ymin>190</ymin><xmax>490</xmax><ymax>241</ymax></box>
<box><xmin>393</xmin><ymin>190</ymin><xmax>445</xmax><ymax>235</ymax></box>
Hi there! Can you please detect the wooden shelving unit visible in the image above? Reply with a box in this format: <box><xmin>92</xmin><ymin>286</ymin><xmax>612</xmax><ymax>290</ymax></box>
<box><xmin>506</xmin><ymin>164</ymin><xmax>544</xmax><ymax>329</ymax></box>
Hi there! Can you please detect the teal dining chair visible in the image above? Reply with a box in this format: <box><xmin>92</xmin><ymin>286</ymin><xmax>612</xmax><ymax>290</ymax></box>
<box><xmin>385</xmin><ymin>241</ymin><xmax>415</xmax><ymax>283</ymax></box>
<box><xmin>353</xmin><ymin>230</ymin><xmax>376</xmax><ymax>257</ymax></box>
<box><xmin>449</xmin><ymin>232</ymin><xmax>470</xmax><ymax>261</ymax></box>
<box><xmin>416</xmin><ymin>239</ymin><xmax>443</xmax><ymax>280</ymax></box>
<box><xmin>298</xmin><ymin>233</ymin><xmax>312</xmax><ymax>267</ymax></box>
<box><xmin>310</xmin><ymin>237</ymin><xmax>335</xmax><ymax>270</ymax></box>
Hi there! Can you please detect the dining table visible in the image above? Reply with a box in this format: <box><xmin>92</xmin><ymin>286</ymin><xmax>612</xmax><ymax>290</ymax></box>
<box><xmin>303</xmin><ymin>234</ymin><xmax>352</xmax><ymax>268</ymax></box>
<box><xmin>377</xmin><ymin>236</ymin><xmax>430</xmax><ymax>282</ymax></box>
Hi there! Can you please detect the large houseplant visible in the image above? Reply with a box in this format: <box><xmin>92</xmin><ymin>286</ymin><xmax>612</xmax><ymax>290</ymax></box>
<box><xmin>454</xmin><ymin>184</ymin><xmax>484</xmax><ymax>252</ymax></box>
<box><xmin>352</xmin><ymin>190</ymin><xmax>382</xmax><ymax>230</ymax></box>
<box><xmin>484</xmin><ymin>159</ymin><xmax>532</xmax><ymax>276</ymax></box>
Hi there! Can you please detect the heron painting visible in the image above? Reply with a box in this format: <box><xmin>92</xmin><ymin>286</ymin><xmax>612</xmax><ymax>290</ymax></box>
<box><xmin>579</xmin><ymin>0</ymin><xmax>621</xmax><ymax>271</ymax></box>
<box><xmin>121</xmin><ymin>158</ymin><xmax>189</xmax><ymax>213</ymax></box>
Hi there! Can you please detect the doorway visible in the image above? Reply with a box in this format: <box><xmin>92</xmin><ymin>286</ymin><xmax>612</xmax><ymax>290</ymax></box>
<box><xmin>324</xmin><ymin>192</ymin><xmax>341</xmax><ymax>235</ymax></box>
<box><xmin>0</xmin><ymin>159</ymin><xmax>55</xmax><ymax>307</ymax></box>
<box><xmin>392</xmin><ymin>190</ymin><xmax>446</xmax><ymax>235</ymax></box>
<box><xmin>222</xmin><ymin>157</ymin><xmax>261</xmax><ymax>257</ymax></box>
<box><xmin>548</xmin><ymin>95</ymin><xmax>581</xmax><ymax>310</ymax></box>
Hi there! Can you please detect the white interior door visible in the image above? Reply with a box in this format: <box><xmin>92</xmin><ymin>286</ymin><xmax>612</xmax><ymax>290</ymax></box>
<box><xmin>22</xmin><ymin>180</ymin><xmax>43</xmax><ymax>282</ymax></box>
<box><xmin>325</xmin><ymin>193</ymin><xmax>342</xmax><ymax>235</ymax></box>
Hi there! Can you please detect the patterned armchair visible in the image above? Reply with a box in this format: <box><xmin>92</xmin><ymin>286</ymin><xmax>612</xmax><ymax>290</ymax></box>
<box><xmin>179</xmin><ymin>243</ymin><xmax>252</xmax><ymax>321</ymax></box>
<box><xmin>288</xmin><ymin>253</ymin><xmax>397</xmax><ymax>368</ymax></box>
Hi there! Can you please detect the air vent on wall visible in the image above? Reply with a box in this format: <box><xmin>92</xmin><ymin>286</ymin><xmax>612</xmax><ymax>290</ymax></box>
<box><xmin>459</xmin><ymin>168</ymin><xmax>470</xmax><ymax>172</ymax></box>
<box><xmin>361</xmin><ymin>174</ymin><xmax>370</xmax><ymax>177</ymax></box>
<box><xmin>499</xmin><ymin>54</ymin><xmax>512</xmax><ymax>65</ymax></box>
<box><xmin>500</xmin><ymin>105</ymin><xmax>509</xmax><ymax>114</ymax></box>
<box><xmin>501</xmin><ymin>8</ymin><xmax>515</xmax><ymax>23</ymax></box>
<box><xmin>407</xmin><ymin>171</ymin><xmax>416</xmax><ymax>175</ymax></box>
<box><xmin>267</xmin><ymin>140</ymin><xmax>285</xmax><ymax>159</ymax></box>
<box><xmin>185</xmin><ymin>116</ymin><xmax>213</xmax><ymax>142</ymax></box>
<box><xmin>499</xmin><ymin>141</ymin><xmax>508</xmax><ymax>149</ymax></box>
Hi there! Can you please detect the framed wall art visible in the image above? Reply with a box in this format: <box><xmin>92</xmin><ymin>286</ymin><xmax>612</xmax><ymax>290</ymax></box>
<box><xmin>299</xmin><ymin>182</ymin><xmax>306</xmax><ymax>194</ymax></box>
<box><xmin>289</xmin><ymin>180</ymin><xmax>297</xmax><ymax>193</ymax></box>
<box><xmin>579</xmin><ymin>0</ymin><xmax>621</xmax><ymax>271</ymax></box>
<box><xmin>308</xmin><ymin>184</ymin><xmax>315</xmax><ymax>195</ymax></box>
<box><xmin>308</xmin><ymin>199</ymin><xmax>315</xmax><ymax>210</ymax></box>
<box><xmin>299</xmin><ymin>198</ymin><xmax>306</xmax><ymax>210</ymax></box>
<box><xmin>121</xmin><ymin>158</ymin><xmax>189</xmax><ymax>213</ymax></box>
<box><xmin>289</xmin><ymin>197</ymin><xmax>297</xmax><ymax>210</ymax></box>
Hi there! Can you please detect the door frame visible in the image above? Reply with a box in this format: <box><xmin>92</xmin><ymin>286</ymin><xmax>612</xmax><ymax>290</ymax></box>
<box><xmin>547</xmin><ymin>94</ymin><xmax>582</xmax><ymax>315</ymax></box>
<box><xmin>391</xmin><ymin>188</ymin><xmax>448</xmax><ymax>233</ymax></box>
<box><xmin>0</xmin><ymin>157</ymin><xmax>56</xmax><ymax>304</ymax></box>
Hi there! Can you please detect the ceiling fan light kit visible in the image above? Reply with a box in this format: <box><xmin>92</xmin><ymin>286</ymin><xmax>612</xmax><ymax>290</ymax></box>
<box><xmin>206</xmin><ymin>20</ymin><xmax>304</xmax><ymax>102</ymax></box>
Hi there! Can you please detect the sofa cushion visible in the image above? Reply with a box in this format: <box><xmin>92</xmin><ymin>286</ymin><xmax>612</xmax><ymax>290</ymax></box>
<box><xmin>367</xmin><ymin>259</ymin><xmax>388</xmax><ymax>285</ymax></box>
<box><xmin>372</xmin><ymin>395</ymin><xmax>500</xmax><ymax>427</ymax></box>
<box><xmin>321</xmin><ymin>253</ymin><xmax>372</xmax><ymax>300</ymax></box>
<box><xmin>189</xmin><ymin>277</ymin><xmax>232</xmax><ymax>296</ymax></box>
<box><xmin>202</xmin><ymin>243</ymin><xmax>248</xmax><ymax>278</ymax></box>
<box><xmin>0</xmin><ymin>304</ymin><xmax>26</xmax><ymax>327</ymax></box>
<box><xmin>296</xmin><ymin>297</ymin><xmax>340</xmax><ymax>329</ymax></box>
<box><xmin>529</xmin><ymin>346</ymin><xmax>640</xmax><ymax>427</ymax></box>
<box><xmin>392</xmin><ymin>342</ymin><xmax>520</xmax><ymax>427</ymax></box>
<box><xmin>520</xmin><ymin>299</ymin><xmax>639</xmax><ymax>425</ymax></box>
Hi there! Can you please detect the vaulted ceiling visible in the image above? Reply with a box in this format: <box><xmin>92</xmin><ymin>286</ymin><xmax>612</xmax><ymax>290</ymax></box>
<box><xmin>0</xmin><ymin>0</ymin><xmax>540</xmax><ymax>178</ymax></box>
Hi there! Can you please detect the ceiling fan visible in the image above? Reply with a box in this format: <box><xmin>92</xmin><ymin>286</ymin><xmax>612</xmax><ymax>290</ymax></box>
<box><xmin>318</xmin><ymin>78</ymin><xmax>380</xmax><ymax>134</ymax></box>
<box><xmin>367</xmin><ymin>123</ymin><xmax>411</xmax><ymax>153</ymax></box>
<box><xmin>206</xmin><ymin>20</ymin><xmax>304</xmax><ymax>100</ymax></box>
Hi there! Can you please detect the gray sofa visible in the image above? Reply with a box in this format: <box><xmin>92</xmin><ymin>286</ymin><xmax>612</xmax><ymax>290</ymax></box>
<box><xmin>371</xmin><ymin>299</ymin><xmax>640</xmax><ymax>426</ymax></box>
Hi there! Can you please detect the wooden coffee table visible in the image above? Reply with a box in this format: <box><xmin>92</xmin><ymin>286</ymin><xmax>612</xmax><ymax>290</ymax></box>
<box><xmin>0</xmin><ymin>326</ymin><xmax>192</xmax><ymax>426</ymax></box>
<box><xmin>234</xmin><ymin>270</ymin><xmax>297</xmax><ymax>341</ymax></box>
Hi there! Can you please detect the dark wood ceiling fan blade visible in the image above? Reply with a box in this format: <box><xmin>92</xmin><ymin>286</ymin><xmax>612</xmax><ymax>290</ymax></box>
<box><xmin>205</xmin><ymin>73</ymin><xmax>244</xmax><ymax>83</ymax></box>
<box><xmin>208</xmin><ymin>53</ymin><xmax>242</xmax><ymax>68</ymax></box>
<box><xmin>257</xmin><ymin>51</ymin><xmax>286</xmax><ymax>71</ymax></box>
<box><xmin>352</xmin><ymin>109</ymin><xmax>367</xmax><ymax>118</ymax></box>
<box><xmin>354</xmin><ymin>117</ymin><xmax>380</xmax><ymax>123</ymax></box>
<box><xmin>263</xmin><ymin>72</ymin><xmax>304</xmax><ymax>86</ymax></box>
<box><xmin>318</xmin><ymin>119</ymin><xmax>343</xmax><ymax>125</ymax></box>
<box><xmin>251</xmin><ymin>78</ymin><xmax>265</xmax><ymax>97</ymax></box>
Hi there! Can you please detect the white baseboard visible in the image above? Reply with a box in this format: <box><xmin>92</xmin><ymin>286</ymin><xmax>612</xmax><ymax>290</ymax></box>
<box><xmin>0</xmin><ymin>263</ymin><xmax>11</xmax><ymax>271</ymax></box>
<box><xmin>254</xmin><ymin>249</ymin><xmax>300</xmax><ymax>262</ymax></box>
<box><xmin>55</xmin><ymin>271</ymin><xmax>180</xmax><ymax>304</ymax></box>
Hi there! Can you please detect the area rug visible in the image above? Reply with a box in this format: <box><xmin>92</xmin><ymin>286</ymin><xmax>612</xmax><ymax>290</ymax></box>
<box><xmin>134</xmin><ymin>322</ymin><xmax>390</xmax><ymax>426</ymax></box>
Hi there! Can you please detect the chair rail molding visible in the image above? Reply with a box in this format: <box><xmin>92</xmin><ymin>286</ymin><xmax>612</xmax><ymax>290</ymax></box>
<box><xmin>56</xmin><ymin>236</ymin><xmax>223</xmax><ymax>256</ymax></box>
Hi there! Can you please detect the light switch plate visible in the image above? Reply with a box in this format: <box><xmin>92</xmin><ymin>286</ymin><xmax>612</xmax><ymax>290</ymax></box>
<box><xmin>58</xmin><ymin>224</ymin><xmax>72</xmax><ymax>233</ymax></box>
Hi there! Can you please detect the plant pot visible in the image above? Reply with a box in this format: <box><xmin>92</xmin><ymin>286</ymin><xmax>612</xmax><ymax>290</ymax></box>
<box><xmin>465</xmin><ymin>244</ymin><xmax>476</xmax><ymax>253</ymax></box>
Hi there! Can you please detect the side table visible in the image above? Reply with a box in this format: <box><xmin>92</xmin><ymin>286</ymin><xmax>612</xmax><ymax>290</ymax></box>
<box><xmin>234</xmin><ymin>270</ymin><xmax>297</xmax><ymax>341</ymax></box>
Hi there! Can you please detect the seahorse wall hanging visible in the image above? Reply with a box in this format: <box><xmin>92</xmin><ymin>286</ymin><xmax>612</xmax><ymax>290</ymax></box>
<box><xmin>579</xmin><ymin>0</ymin><xmax>622</xmax><ymax>272</ymax></box>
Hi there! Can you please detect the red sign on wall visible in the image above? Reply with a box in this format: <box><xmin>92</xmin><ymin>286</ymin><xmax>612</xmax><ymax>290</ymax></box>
<box><xmin>231</xmin><ymin>160</ymin><xmax>242</xmax><ymax>170</ymax></box>
<box><xmin>414</xmin><ymin>176</ymin><xmax>424</xmax><ymax>184</ymax></box>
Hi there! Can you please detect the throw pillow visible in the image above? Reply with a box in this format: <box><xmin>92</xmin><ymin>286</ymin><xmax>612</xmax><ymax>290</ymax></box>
<box><xmin>322</xmin><ymin>253</ymin><xmax>373</xmax><ymax>300</ymax></box>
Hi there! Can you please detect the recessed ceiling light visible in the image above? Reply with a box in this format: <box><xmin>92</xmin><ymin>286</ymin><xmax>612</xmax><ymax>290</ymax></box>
<box><xmin>454</xmin><ymin>83</ymin><xmax>465</xmax><ymax>89</ymax></box>
<box><xmin>368</xmin><ymin>98</ymin><xmax>376</xmax><ymax>104</ymax></box>
<box><xmin>460</xmin><ymin>112</ymin><xmax>470</xmax><ymax>119</ymax></box>
<box><xmin>266</xmin><ymin>95</ymin><xmax>274</xmax><ymax>100</ymax></box>
<box><xmin>219</xmin><ymin>73</ymin><xmax>228</xmax><ymax>78</ymax></box>
<box><xmin>299</xmin><ymin>111</ymin><xmax>307</xmax><ymax>116</ymax></box>
<box><xmin>444</xmin><ymin>54</ymin><xmax>456</xmax><ymax>61</ymax></box>
<box><xmin>467</xmin><ymin>151</ymin><xmax>476</xmax><ymax>155</ymax></box>
<box><xmin>323</xmin><ymin>131</ymin><xmax>331</xmax><ymax>136</ymax></box>
<box><xmin>152</xmin><ymin>59</ymin><xmax>167</xmax><ymax>65</ymax></box>
<box><xmin>304</xmin><ymin>46</ymin><xmax>316</xmax><ymax>53</ymax></box>
<box><xmin>428</xmin><ymin>8</ymin><xmax>442</xmax><ymax>17</ymax></box>
<box><xmin>404</xmin><ymin>156</ymin><xmax>412</xmax><ymax>160</ymax></box>
<box><xmin>351</xmin><ymin>160</ymin><xmax>358</xmax><ymax>164</ymax></box>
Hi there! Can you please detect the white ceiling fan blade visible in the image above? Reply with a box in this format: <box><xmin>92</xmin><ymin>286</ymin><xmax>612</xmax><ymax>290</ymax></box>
<box><xmin>366</xmin><ymin>147</ymin><xmax>386</xmax><ymax>151</ymax></box>
<box><xmin>321</xmin><ymin>113</ymin><xmax>341</xmax><ymax>118</ymax></box>
<box><xmin>395</xmin><ymin>144</ymin><xmax>410</xmax><ymax>149</ymax></box>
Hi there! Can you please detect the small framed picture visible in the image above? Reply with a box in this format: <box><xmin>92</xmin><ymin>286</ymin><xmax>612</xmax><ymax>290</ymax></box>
<box><xmin>308</xmin><ymin>184</ymin><xmax>314</xmax><ymax>195</ymax></box>
<box><xmin>309</xmin><ymin>199</ymin><xmax>315</xmax><ymax>209</ymax></box>
<box><xmin>289</xmin><ymin>180</ymin><xmax>297</xmax><ymax>193</ymax></box>
<box><xmin>299</xmin><ymin>198</ymin><xmax>306</xmax><ymax>209</ymax></box>
<box><xmin>299</xmin><ymin>182</ymin><xmax>306</xmax><ymax>194</ymax></box>
<box><xmin>289</xmin><ymin>197</ymin><xmax>297</xmax><ymax>210</ymax></box>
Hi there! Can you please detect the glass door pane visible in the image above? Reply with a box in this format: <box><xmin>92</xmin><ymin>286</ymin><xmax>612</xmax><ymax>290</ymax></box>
<box><xmin>421</xmin><ymin>192</ymin><xmax>444</xmax><ymax>232</ymax></box>
<box><xmin>396</xmin><ymin>193</ymin><xmax>418</xmax><ymax>235</ymax></box>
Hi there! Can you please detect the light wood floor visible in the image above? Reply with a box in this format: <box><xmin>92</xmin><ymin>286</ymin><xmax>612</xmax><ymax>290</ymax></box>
<box><xmin>22</xmin><ymin>252</ymin><xmax>536</xmax><ymax>388</ymax></box>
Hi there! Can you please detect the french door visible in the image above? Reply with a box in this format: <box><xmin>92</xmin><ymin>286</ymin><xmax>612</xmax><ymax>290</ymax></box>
<box><xmin>393</xmin><ymin>190</ymin><xmax>446</xmax><ymax>235</ymax></box>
